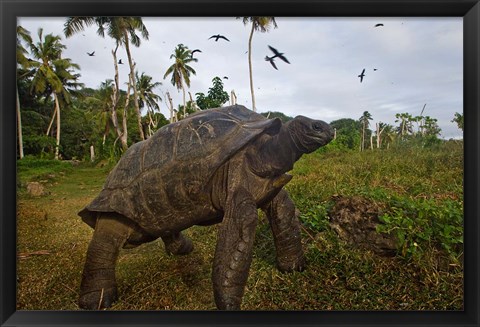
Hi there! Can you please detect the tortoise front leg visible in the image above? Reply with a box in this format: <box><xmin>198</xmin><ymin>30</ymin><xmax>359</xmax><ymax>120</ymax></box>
<box><xmin>79</xmin><ymin>214</ymin><xmax>132</xmax><ymax>310</ymax></box>
<box><xmin>262</xmin><ymin>189</ymin><xmax>306</xmax><ymax>272</ymax></box>
<box><xmin>212</xmin><ymin>187</ymin><xmax>258</xmax><ymax>310</ymax></box>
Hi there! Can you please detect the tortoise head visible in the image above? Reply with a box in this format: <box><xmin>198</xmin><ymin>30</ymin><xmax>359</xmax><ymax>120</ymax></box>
<box><xmin>286</xmin><ymin>116</ymin><xmax>334</xmax><ymax>153</ymax></box>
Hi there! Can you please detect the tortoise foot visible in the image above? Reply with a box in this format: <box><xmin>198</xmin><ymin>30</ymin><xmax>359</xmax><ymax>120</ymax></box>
<box><xmin>79</xmin><ymin>286</ymin><xmax>118</xmax><ymax>310</ymax></box>
<box><xmin>277</xmin><ymin>256</ymin><xmax>306</xmax><ymax>273</ymax></box>
<box><xmin>164</xmin><ymin>234</ymin><xmax>194</xmax><ymax>255</ymax></box>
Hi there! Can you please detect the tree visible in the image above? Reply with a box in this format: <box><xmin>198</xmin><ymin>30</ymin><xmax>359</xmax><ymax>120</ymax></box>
<box><xmin>163</xmin><ymin>44</ymin><xmax>197</xmax><ymax>117</ymax></box>
<box><xmin>381</xmin><ymin>124</ymin><xmax>396</xmax><ymax>149</ymax></box>
<box><xmin>452</xmin><ymin>112</ymin><xmax>464</xmax><ymax>132</ymax></box>
<box><xmin>329</xmin><ymin>118</ymin><xmax>361</xmax><ymax>150</ymax></box>
<box><xmin>28</xmin><ymin>28</ymin><xmax>84</xmax><ymax>160</ymax></box>
<box><xmin>195</xmin><ymin>76</ymin><xmax>229</xmax><ymax>110</ymax></box>
<box><xmin>375</xmin><ymin>122</ymin><xmax>394</xmax><ymax>149</ymax></box>
<box><xmin>358</xmin><ymin>111</ymin><xmax>372</xmax><ymax>151</ymax></box>
<box><xmin>64</xmin><ymin>16</ymin><xmax>149</xmax><ymax>141</ymax></box>
<box><xmin>395</xmin><ymin>112</ymin><xmax>414</xmax><ymax>139</ymax></box>
<box><xmin>16</xmin><ymin>26</ymin><xmax>33</xmax><ymax>159</ymax></box>
<box><xmin>238</xmin><ymin>17</ymin><xmax>277</xmax><ymax>112</ymax></box>
<box><xmin>422</xmin><ymin>116</ymin><xmax>441</xmax><ymax>137</ymax></box>
<box><xmin>136</xmin><ymin>71</ymin><xmax>162</xmax><ymax>137</ymax></box>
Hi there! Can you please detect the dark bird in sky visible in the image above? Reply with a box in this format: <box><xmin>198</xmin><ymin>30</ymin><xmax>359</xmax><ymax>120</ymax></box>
<box><xmin>374</xmin><ymin>23</ymin><xmax>384</xmax><ymax>27</ymax></box>
<box><xmin>191</xmin><ymin>49</ymin><xmax>202</xmax><ymax>57</ymax></box>
<box><xmin>358</xmin><ymin>68</ymin><xmax>366</xmax><ymax>83</ymax></box>
<box><xmin>87</xmin><ymin>51</ymin><xmax>95</xmax><ymax>56</ymax></box>
<box><xmin>268</xmin><ymin>45</ymin><xmax>290</xmax><ymax>64</ymax></box>
<box><xmin>373</xmin><ymin>68</ymin><xmax>378</xmax><ymax>71</ymax></box>
<box><xmin>265</xmin><ymin>56</ymin><xmax>278</xmax><ymax>70</ymax></box>
<box><xmin>209</xmin><ymin>34</ymin><xmax>230</xmax><ymax>42</ymax></box>
<box><xmin>118</xmin><ymin>59</ymin><xmax>123</xmax><ymax>64</ymax></box>
<box><xmin>223</xmin><ymin>76</ymin><xmax>228</xmax><ymax>80</ymax></box>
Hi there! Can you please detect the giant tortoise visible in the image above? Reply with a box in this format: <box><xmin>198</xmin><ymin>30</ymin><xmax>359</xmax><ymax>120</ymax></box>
<box><xmin>78</xmin><ymin>104</ymin><xmax>333</xmax><ymax>310</ymax></box>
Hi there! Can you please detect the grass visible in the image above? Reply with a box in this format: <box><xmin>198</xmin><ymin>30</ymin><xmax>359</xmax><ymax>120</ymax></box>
<box><xmin>16</xmin><ymin>142</ymin><xmax>463</xmax><ymax>310</ymax></box>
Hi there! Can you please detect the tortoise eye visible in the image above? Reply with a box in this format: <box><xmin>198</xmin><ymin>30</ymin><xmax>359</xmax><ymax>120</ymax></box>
<box><xmin>312</xmin><ymin>122</ymin><xmax>322</xmax><ymax>131</ymax></box>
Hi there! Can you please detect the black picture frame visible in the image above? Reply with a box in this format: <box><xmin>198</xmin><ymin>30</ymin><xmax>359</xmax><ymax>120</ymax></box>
<box><xmin>1</xmin><ymin>0</ymin><xmax>479</xmax><ymax>326</ymax></box>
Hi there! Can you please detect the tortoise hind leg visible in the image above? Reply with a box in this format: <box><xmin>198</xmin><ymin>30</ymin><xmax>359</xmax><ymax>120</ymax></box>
<box><xmin>162</xmin><ymin>232</ymin><xmax>193</xmax><ymax>255</ymax></box>
<box><xmin>78</xmin><ymin>214</ymin><xmax>132</xmax><ymax>310</ymax></box>
<box><xmin>262</xmin><ymin>189</ymin><xmax>306</xmax><ymax>272</ymax></box>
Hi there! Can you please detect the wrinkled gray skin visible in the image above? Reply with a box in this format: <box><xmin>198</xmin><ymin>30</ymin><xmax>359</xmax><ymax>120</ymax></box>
<box><xmin>78</xmin><ymin>105</ymin><xmax>333</xmax><ymax>310</ymax></box>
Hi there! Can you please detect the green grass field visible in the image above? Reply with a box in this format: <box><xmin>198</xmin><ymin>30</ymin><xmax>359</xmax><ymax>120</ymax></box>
<box><xmin>16</xmin><ymin>142</ymin><xmax>463</xmax><ymax>310</ymax></box>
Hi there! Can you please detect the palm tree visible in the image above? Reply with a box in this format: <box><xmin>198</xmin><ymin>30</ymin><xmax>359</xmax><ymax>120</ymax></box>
<box><xmin>64</xmin><ymin>17</ymin><xmax>149</xmax><ymax>140</ymax></box>
<box><xmin>395</xmin><ymin>112</ymin><xmax>414</xmax><ymax>139</ymax></box>
<box><xmin>94</xmin><ymin>79</ymin><xmax>115</xmax><ymax>145</ymax></box>
<box><xmin>28</xmin><ymin>28</ymin><xmax>84</xmax><ymax>160</ymax></box>
<box><xmin>136</xmin><ymin>71</ymin><xmax>162</xmax><ymax>136</ymax></box>
<box><xmin>358</xmin><ymin>111</ymin><xmax>372</xmax><ymax>151</ymax></box>
<box><xmin>238</xmin><ymin>17</ymin><xmax>277</xmax><ymax>112</ymax></box>
<box><xmin>382</xmin><ymin>124</ymin><xmax>396</xmax><ymax>149</ymax></box>
<box><xmin>16</xmin><ymin>26</ymin><xmax>33</xmax><ymax>159</ymax></box>
<box><xmin>163</xmin><ymin>44</ymin><xmax>197</xmax><ymax>117</ymax></box>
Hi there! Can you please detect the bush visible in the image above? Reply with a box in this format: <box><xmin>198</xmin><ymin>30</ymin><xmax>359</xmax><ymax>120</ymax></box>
<box><xmin>376</xmin><ymin>196</ymin><xmax>463</xmax><ymax>259</ymax></box>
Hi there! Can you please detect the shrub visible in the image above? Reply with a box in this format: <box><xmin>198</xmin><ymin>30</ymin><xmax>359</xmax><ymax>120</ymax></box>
<box><xmin>376</xmin><ymin>196</ymin><xmax>463</xmax><ymax>259</ymax></box>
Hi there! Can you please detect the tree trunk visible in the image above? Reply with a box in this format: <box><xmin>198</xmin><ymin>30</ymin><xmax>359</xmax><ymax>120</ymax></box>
<box><xmin>110</xmin><ymin>46</ymin><xmax>128</xmax><ymax>151</ymax></box>
<box><xmin>123</xmin><ymin>31</ymin><xmax>145</xmax><ymax>140</ymax></box>
<box><xmin>181</xmin><ymin>79</ymin><xmax>186</xmax><ymax>117</ymax></box>
<box><xmin>360</xmin><ymin>123</ymin><xmax>365</xmax><ymax>152</ymax></box>
<box><xmin>248</xmin><ymin>23</ymin><xmax>256</xmax><ymax>111</ymax></box>
<box><xmin>188</xmin><ymin>91</ymin><xmax>196</xmax><ymax>111</ymax></box>
<box><xmin>376</xmin><ymin>123</ymin><xmax>386</xmax><ymax>149</ymax></box>
<box><xmin>90</xmin><ymin>145</ymin><xmax>95</xmax><ymax>162</ymax></box>
<box><xmin>16</xmin><ymin>87</ymin><xmax>24</xmax><ymax>159</ymax></box>
<box><xmin>122</xmin><ymin>71</ymin><xmax>132</xmax><ymax>146</ymax></box>
<box><xmin>46</xmin><ymin>106</ymin><xmax>57</xmax><ymax>137</ymax></box>
<box><xmin>230</xmin><ymin>90</ymin><xmax>237</xmax><ymax>105</ymax></box>
<box><xmin>166</xmin><ymin>91</ymin><xmax>175</xmax><ymax>123</ymax></box>
<box><xmin>53</xmin><ymin>93</ymin><xmax>61</xmax><ymax>160</ymax></box>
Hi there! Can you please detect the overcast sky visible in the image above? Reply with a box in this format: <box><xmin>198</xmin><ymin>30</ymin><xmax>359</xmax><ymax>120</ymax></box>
<box><xmin>18</xmin><ymin>17</ymin><xmax>463</xmax><ymax>139</ymax></box>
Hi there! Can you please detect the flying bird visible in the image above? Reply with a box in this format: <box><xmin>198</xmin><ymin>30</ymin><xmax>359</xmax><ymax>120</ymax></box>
<box><xmin>268</xmin><ymin>45</ymin><xmax>290</xmax><ymax>64</ymax></box>
<box><xmin>209</xmin><ymin>34</ymin><xmax>230</xmax><ymax>42</ymax></box>
<box><xmin>86</xmin><ymin>51</ymin><xmax>95</xmax><ymax>56</ymax></box>
<box><xmin>374</xmin><ymin>23</ymin><xmax>384</xmax><ymax>27</ymax></box>
<box><xmin>118</xmin><ymin>59</ymin><xmax>123</xmax><ymax>64</ymax></box>
<box><xmin>223</xmin><ymin>76</ymin><xmax>228</xmax><ymax>80</ymax></box>
<box><xmin>358</xmin><ymin>68</ymin><xmax>366</xmax><ymax>83</ymax></box>
<box><xmin>373</xmin><ymin>68</ymin><xmax>378</xmax><ymax>71</ymax></box>
<box><xmin>265</xmin><ymin>56</ymin><xmax>278</xmax><ymax>70</ymax></box>
<box><xmin>191</xmin><ymin>49</ymin><xmax>202</xmax><ymax>57</ymax></box>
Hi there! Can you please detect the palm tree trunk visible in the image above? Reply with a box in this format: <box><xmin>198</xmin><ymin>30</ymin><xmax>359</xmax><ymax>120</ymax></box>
<box><xmin>122</xmin><ymin>72</ymin><xmax>132</xmax><ymax>147</ymax></box>
<box><xmin>123</xmin><ymin>31</ymin><xmax>145</xmax><ymax>140</ymax></box>
<box><xmin>46</xmin><ymin>106</ymin><xmax>57</xmax><ymax>136</ymax></box>
<box><xmin>182</xmin><ymin>81</ymin><xmax>186</xmax><ymax>118</ymax></box>
<box><xmin>166</xmin><ymin>92</ymin><xmax>175</xmax><ymax>123</ymax></box>
<box><xmin>53</xmin><ymin>93</ymin><xmax>61</xmax><ymax>160</ymax></box>
<box><xmin>16</xmin><ymin>87</ymin><xmax>24</xmax><ymax>159</ymax></box>
<box><xmin>248</xmin><ymin>23</ymin><xmax>256</xmax><ymax>111</ymax></box>
<box><xmin>361</xmin><ymin>124</ymin><xmax>365</xmax><ymax>151</ymax></box>
<box><xmin>111</xmin><ymin>46</ymin><xmax>128</xmax><ymax>151</ymax></box>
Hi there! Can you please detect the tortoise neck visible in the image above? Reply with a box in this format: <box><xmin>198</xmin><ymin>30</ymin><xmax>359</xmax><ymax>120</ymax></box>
<box><xmin>249</xmin><ymin>124</ymin><xmax>305</xmax><ymax>177</ymax></box>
